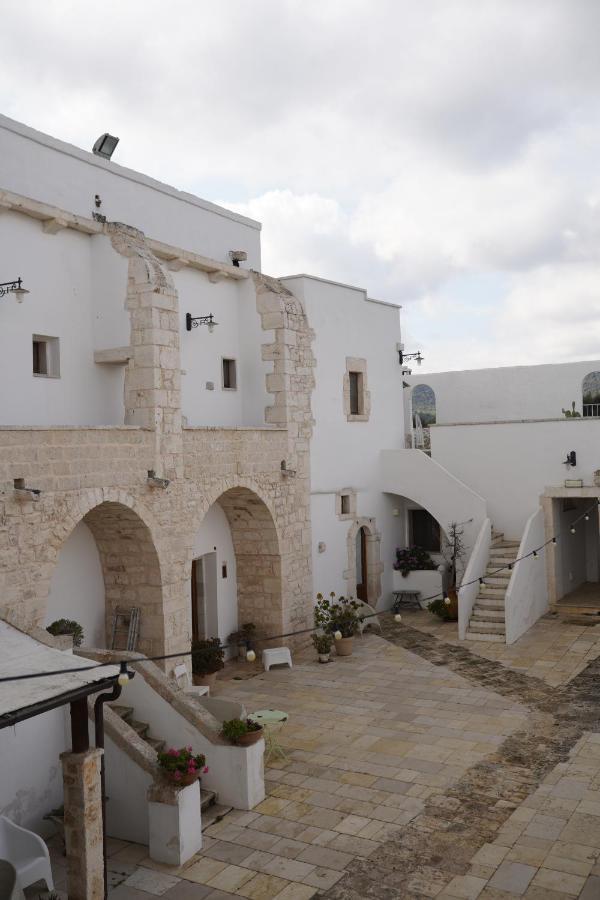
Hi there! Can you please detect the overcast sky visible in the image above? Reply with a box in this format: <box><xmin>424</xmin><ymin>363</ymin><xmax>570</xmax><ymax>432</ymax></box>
<box><xmin>2</xmin><ymin>0</ymin><xmax>600</xmax><ymax>372</ymax></box>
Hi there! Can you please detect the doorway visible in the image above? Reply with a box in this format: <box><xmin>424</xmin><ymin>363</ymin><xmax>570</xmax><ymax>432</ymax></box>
<box><xmin>356</xmin><ymin>527</ymin><xmax>368</xmax><ymax>601</ymax></box>
<box><xmin>191</xmin><ymin>552</ymin><xmax>217</xmax><ymax>641</ymax></box>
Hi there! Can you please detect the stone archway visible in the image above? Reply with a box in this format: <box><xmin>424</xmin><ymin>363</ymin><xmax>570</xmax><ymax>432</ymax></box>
<box><xmin>49</xmin><ymin>500</ymin><xmax>165</xmax><ymax>656</ymax></box>
<box><xmin>344</xmin><ymin>518</ymin><xmax>383</xmax><ymax>606</ymax></box>
<box><xmin>191</xmin><ymin>485</ymin><xmax>283</xmax><ymax>642</ymax></box>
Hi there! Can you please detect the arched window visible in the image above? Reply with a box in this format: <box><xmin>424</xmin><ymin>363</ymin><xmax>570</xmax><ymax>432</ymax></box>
<box><xmin>582</xmin><ymin>372</ymin><xmax>600</xmax><ymax>417</ymax></box>
<box><xmin>411</xmin><ymin>384</ymin><xmax>436</xmax><ymax>450</ymax></box>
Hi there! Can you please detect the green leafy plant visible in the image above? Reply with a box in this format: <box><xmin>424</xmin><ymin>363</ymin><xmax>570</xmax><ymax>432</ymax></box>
<box><xmin>562</xmin><ymin>401</ymin><xmax>581</xmax><ymax>418</ymax></box>
<box><xmin>312</xmin><ymin>632</ymin><xmax>333</xmax><ymax>654</ymax></box>
<box><xmin>427</xmin><ymin>597</ymin><xmax>456</xmax><ymax>621</ymax></box>
<box><xmin>157</xmin><ymin>746</ymin><xmax>208</xmax><ymax>782</ymax></box>
<box><xmin>46</xmin><ymin>619</ymin><xmax>84</xmax><ymax>647</ymax></box>
<box><xmin>191</xmin><ymin>638</ymin><xmax>225</xmax><ymax>676</ymax></box>
<box><xmin>393</xmin><ymin>546</ymin><xmax>437</xmax><ymax>577</ymax></box>
<box><xmin>227</xmin><ymin>623</ymin><xmax>256</xmax><ymax>648</ymax></box>
<box><xmin>221</xmin><ymin>718</ymin><xmax>262</xmax><ymax>744</ymax></box>
<box><xmin>314</xmin><ymin>593</ymin><xmax>360</xmax><ymax>638</ymax></box>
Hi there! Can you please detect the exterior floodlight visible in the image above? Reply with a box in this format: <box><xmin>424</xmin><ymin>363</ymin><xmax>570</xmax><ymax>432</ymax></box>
<box><xmin>229</xmin><ymin>250</ymin><xmax>248</xmax><ymax>268</ymax></box>
<box><xmin>92</xmin><ymin>133</ymin><xmax>120</xmax><ymax>160</ymax></box>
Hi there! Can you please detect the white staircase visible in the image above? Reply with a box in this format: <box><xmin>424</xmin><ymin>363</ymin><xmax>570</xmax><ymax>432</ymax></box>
<box><xmin>465</xmin><ymin>532</ymin><xmax>520</xmax><ymax>642</ymax></box>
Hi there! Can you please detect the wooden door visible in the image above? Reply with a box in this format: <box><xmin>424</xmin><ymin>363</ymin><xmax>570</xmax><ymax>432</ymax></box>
<box><xmin>356</xmin><ymin>527</ymin><xmax>368</xmax><ymax>601</ymax></box>
<box><xmin>191</xmin><ymin>558</ymin><xmax>206</xmax><ymax>642</ymax></box>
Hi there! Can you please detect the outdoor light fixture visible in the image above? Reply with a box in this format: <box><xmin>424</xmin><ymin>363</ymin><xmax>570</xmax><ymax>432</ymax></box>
<box><xmin>92</xmin><ymin>133</ymin><xmax>120</xmax><ymax>160</ymax></box>
<box><xmin>0</xmin><ymin>277</ymin><xmax>29</xmax><ymax>302</ymax></box>
<box><xmin>397</xmin><ymin>342</ymin><xmax>423</xmax><ymax>366</ymax></box>
<box><xmin>117</xmin><ymin>661</ymin><xmax>130</xmax><ymax>687</ymax></box>
<box><xmin>564</xmin><ymin>451</ymin><xmax>577</xmax><ymax>467</ymax></box>
<box><xmin>246</xmin><ymin>650</ymin><xmax>256</xmax><ymax>663</ymax></box>
<box><xmin>229</xmin><ymin>250</ymin><xmax>248</xmax><ymax>267</ymax></box>
<box><xmin>186</xmin><ymin>313</ymin><xmax>218</xmax><ymax>333</ymax></box>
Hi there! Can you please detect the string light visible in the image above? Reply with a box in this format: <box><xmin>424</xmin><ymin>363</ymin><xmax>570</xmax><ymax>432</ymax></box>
<box><xmin>585</xmin><ymin>515</ymin><xmax>590</xmax><ymax>521</ymax></box>
<box><xmin>5</xmin><ymin>498</ymin><xmax>600</xmax><ymax>686</ymax></box>
<box><xmin>117</xmin><ymin>661</ymin><xmax>130</xmax><ymax>687</ymax></box>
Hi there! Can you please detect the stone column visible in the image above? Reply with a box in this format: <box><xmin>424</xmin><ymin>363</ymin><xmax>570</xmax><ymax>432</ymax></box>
<box><xmin>61</xmin><ymin>748</ymin><xmax>104</xmax><ymax>900</ymax></box>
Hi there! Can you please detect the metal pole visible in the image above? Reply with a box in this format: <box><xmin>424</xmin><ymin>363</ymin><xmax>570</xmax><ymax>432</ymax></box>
<box><xmin>94</xmin><ymin>681</ymin><xmax>123</xmax><ymax>900</ymax></box>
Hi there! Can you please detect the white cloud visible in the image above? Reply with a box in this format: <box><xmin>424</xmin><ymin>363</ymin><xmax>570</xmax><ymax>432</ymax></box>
<box><xmin>2</xmin><ymin>0</ymin><xmax>600</xmax><ymax>372</ymax></box>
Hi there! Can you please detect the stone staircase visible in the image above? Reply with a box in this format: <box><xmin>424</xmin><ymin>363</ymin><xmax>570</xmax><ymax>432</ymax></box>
<box><xmin>109</xmin><ymin>704</ymin><xmax>231</xmax><ymax>829</ymax></box>
<box><xmin>465</xmin><ymin>532</ymin><xmax>520</xmax><ymax>643</ymax></box>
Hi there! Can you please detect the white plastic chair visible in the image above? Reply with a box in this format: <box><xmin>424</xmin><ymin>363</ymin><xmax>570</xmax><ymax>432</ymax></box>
<box><xmin>355</xmin><ymin>599</ymin><xmax>382</xmax><ymax>634</ymax></box>
<box><xmin>173</xmin><ymin>663</ymin><xmax>210</xmax><ymax>698</ymax></box>
<box><xmin>0</xmin><ymin>816</ymin><xmax>53</xmax><ymax>893</ymax></box>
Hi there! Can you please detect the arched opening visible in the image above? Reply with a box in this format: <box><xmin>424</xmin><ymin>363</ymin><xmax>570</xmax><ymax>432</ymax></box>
<box><xmin>582</xmin><ymin>372</ymin><xmax>600</xmax><ymax>417</ymax></box>
<box><xmin>190</xmin><ymin>487</ymin><xmax>282</xmax><ymax>647</ymax></box>
<box><xmin>47</xmin><ymin>501</ymin><xmax>164</xmax><ymax>655</ymax></box>
<box><xmin>356</xmin><ymin>527</ymin><xmax>368</xmax><ymax>601</ymax></box>
<box><xmin>345</xmin><ymin>518</ymin><xmax>383</xmax><ymax>607</ymax></box>
<box><xmin>411</xmin><ymin>384</ymin><xmax>436</xmax><ymax>451</ymax></box>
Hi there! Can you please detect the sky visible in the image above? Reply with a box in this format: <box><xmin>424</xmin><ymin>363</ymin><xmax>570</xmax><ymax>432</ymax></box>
<box><xmin>2</xmin><ymin>0</ymin><xmax>600</xmax><ymax>373</ymax></box>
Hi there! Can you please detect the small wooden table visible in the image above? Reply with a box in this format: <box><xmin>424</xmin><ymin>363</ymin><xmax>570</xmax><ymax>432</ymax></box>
<box><xmin>392</xmin><ymin>590</ymin><xmax>421</xmax><ymax>611</ymax></box>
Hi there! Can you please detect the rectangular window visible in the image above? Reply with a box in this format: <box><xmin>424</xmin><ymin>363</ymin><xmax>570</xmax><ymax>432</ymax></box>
<box><xmin>349</xmin><ymin>371</ymin><xmax>362</xmax><ymax>415</ymax></box>
<box><xmin>409</xmin><ymin>509</ymin><xmax>441</xmax><ymax>553</ymax></box>
<box><xmin>340</xmin><ymin>494</ymin><xmax>350</xmax><ymax>515</ymax></box>
<box><xmin>32</xmin><ymin>335</ymin><xmax>60</xmax><ymax>377</ymax></box>
<box><xmin>222</xmin><ymin>358</ymin><xmax>237</xmax><ymax>390</ymax></box>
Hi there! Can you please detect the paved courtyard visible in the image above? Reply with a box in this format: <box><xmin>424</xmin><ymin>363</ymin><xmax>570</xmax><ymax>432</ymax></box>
<box><xmin>43</xmin><ymin>614</ymin><xmax>600</xmax><ymax>898</ymax></box>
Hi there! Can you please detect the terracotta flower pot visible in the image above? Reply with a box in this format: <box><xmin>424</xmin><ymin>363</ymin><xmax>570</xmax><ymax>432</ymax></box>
<box><xmin>335</xmin><ymin>636</ymin><xmax>354</xmax><ymax>656</ymax></box>
<box><xmin>165</xmin><ymin>771</ymin><xmax>199</xmax><ymax>787</ymax></box>
<box><xmin>192</xmin><ymin>671</ymin><xmax>217</xmax><ymax>689</ymax></box>
<box><xmin>235</xmin><ymin>727</ymin><xmax>263</xmax><ymax>746</ymax></box>
<box><xmin>445</xmin><ymin>589</ymin><xmax>459</xmax><ymax>621</ymax></box>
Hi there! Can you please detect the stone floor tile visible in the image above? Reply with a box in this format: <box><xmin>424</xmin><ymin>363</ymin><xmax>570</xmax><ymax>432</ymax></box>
<box><xmin>201</xmin><ymin>841</ymin><xmax>255</xmax><ymax>866</ymax></box>
<box><xmin>260</xmin><ymin>855</ymin><xmax>316</xmax><ymax>882</ymax></box>
<box><xmin>579</xmin><ymin>875</ymin><xmax>600</xmax><ymax>899</ymax></box>
<box><xmin>325</xmin><ymin>833</ymin><xmax>379</xmax><ymax>858</ymax></box>
<box><xmin>205</xmin><ymin>865</ymin><xmax>255</xmax><ymax>893</ymax></box>
<box><xmin>183</xmin><ymin>859</ymin><xmax>229</xmax><ymax>885</ymax></box>
<box><xmin>107</xmin><ymin>838</ymin><xmax>132</xmax><ymax>857</ymax></box>
<box><xmin>123</xmin><ymin>868</ymin><xmax>181</xmax><ymax>895</ymax></box>
<box><xmin>471</xmin><ymin>844</ymin><xmax>510</xmax><ymax>869</ymax></box>
<box><xmin>235</xmin><ymin>872</ymin><xmax>290</xmax><ymax>898</ymax></box>
<box><xmin>162</xmin><ymin>882</ymin><xmax>213</xmax><ymax>899</ymax></box>
<box><xmin>300</xmin><ymin>866</ymin><xmax>344</xmax><ymax>891</ymax></box>
<box><xmin>268</xmin><ymin>838</ymin><xmax>310</xmax><ymax>859</ymax></box>
<box><xmin>110</xmin><ymin>888</ymin><xmax>162</xmax><ymax>899</ymax></box>
<box><xmin>525</xmin><ymin>816</ymin><xmax>566</xmax><ymax>841</ymax></box>
<box><xmin>333</xmin><ymin>814</ymin><xmax>372</xmax><ymax>835</ymax></box>
<box><xmin>296</xmin><ymin>845</ymin><xmax>353</xmax><ymax>872</ymax></box>
<box><xmin>443</xmin><ymin>874</ymin><xmax>488</xmax><ymax>899</ymax></box>
<box><xmin>559</xmin><ymin>812</ymin><xmax>600</xmax><ymax>847</ymax></box>
<box><xmin>530</xmin><ymin>867</ymin><xmax>586</xmax><ymax>895</ymax></box>
<box><xmin>488</xmin><ymin>861</ymin><xmax>537</xmax><ymax>895</ymax></box>
<box><xmin>541</xmin><ymin>853</ymin><xmax>592</xmax><ymax>877</ymax></box>
<box><xmin>111</xmin><ymin>844</ymin><xmax>150</xmax><ymax>865</ymax></box>
<box><xmin>274</xmin><ymin>882</ymin><xmax>316</xmax><ymax>899</ymax></box>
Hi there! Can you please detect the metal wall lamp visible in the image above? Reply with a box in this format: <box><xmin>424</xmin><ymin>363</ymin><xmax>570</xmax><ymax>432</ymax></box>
<box><xmin>399</xmin><ymin>349</ymin><xmax>423</xmax><ymax>366</ymax></box>
<box><xmin>1</xmin><ymin>277</ymin><xmax>29</xmax><ymax>302</ymax></box>
<box><xmin>186</xmin><ymin>313</ymin><xmax>218</xmax><ymax>333</ymax></box>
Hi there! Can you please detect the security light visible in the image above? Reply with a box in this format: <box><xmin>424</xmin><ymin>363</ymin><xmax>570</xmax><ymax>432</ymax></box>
<box><xmin>92</xmin><ymin>133</ymin><xmax>120</xmax><ymax>160</ymax></box>
<box><xmin>229</xmin><ymin>250</ymin><xmax>248</xmax><ymax>267</ymax></box>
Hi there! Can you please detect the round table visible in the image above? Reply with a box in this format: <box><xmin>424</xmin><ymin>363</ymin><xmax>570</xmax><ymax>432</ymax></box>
<box><xmin>249</xmin><ymin>709</ymin><xmax>288</xmax><ymax>762</ymax></box>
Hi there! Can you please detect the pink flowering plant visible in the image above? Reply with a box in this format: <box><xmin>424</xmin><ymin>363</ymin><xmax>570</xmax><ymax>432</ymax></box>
<box><xmin>157</xmin><ymin>746</ymin><xmax>208</xmax><ymax>783</ymax></box>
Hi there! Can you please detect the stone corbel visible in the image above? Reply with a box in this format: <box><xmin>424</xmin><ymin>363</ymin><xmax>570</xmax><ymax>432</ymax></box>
<box><xmin>42</xmin><ymin>217</ymin><xmax>69</xmax><ymax>234</ymax></box>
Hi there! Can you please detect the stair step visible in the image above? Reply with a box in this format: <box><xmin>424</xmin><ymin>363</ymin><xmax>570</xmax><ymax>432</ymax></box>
<box><xmin>467</xmin><ymin>620</ymin><xmax>506</xmax><ymax>634</ymax></box>
<box><xmin>128</xmin><ymin>719</ymin><xmax>150</xmax><ymax>739</ymax></box>
<box><xmin>201</xmin><ymin>789</ymin><xmax>217</xmax><ymax>812</ymax></box>
<box><xmin>472</xmin><ymin>610</ymin><xmax>505</xmax><ymax>622</ymax></box>
<box><xmin>146</xmin><ymin>737</ymin><xmax>166</xmax><ymax>753</ymax></box>
<box><xmin>465</xmin><ymin>630</ymin><xmax>506</xmax><ymax>643</ymax></box>
<box><xmin>202</xmin><ymin>803</ymin><xmax>232</xmax><ymax>831</ymax></box>
<box><xmin>474</xmin><ymin>598</ymin><xmax>505</xmax><ymax>610</ymax></box>
<box><xmin>479</xmin><ymin>586</ymin><xmax>506</xmax><ymax>599</ymax></box>
<box><xmin>109</xmin><ymin>705</ymin><xmax>134</xmax><ymax>722</ymax></box>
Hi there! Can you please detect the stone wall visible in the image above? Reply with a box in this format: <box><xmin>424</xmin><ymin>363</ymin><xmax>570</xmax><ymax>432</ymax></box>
<box><xmin>0</xmin><ymin>222</ymin><xmax>315</xmax><ymax>663</ymax></box>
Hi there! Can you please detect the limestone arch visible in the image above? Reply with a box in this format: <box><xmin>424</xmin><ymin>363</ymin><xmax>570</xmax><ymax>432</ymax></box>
<box><xmin>189</xmin><ymin>483</ymin><xmax>283</xmax><ymax>641</ymax></box>
<box><xmin>47</xmin><ymin>492</ymin><xmax>165</xmax><ymax>656</ymax></box>
<box><xmin>344</xmin><ymin>517</ymin><xmax>383</xmax><ymax>606</ymax></box>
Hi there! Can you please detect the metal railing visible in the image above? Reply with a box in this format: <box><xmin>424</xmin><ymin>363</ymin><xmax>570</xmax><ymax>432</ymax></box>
<box><xmin>583</xmin><ymin>404</ymin><xmax>600</xmax><ymax>417</ymax></box>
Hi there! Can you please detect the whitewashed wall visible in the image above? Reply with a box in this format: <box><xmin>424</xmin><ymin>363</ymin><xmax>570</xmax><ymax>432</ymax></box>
<box><xmin>191</xmin><ymin>503</ymin><xmax>238</xmax><ymax>646</ymax></box>
<box><xmin>431</xmin><ymin>418</ymin><xmax>600</xmax><ymax>538</ymax></box>
<box><xmin>283</xmin><ymin>276</ymin><xmax>404</xmax><ymax>608</ymax></box>
<box><xmin>46</xmin><ymin>522</ymin><xmax>106</xmax><ymax>647</ymax></box>
<box><xmin>0</xmin><ymin>115</ymin><xmax>261</xmax><ymax>268</ymax></box>
<box><xmin>0</xmin><ymin>707</ymin><xmax>67</xmax><ymax>834</ymax></box>
<box><xmin>408</xmin><ymin>359</ymin><xmax>600</xmax><ymax>425</ymax></box>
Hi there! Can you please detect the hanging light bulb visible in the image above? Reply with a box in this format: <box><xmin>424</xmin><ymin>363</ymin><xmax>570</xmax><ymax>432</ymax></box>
<box><xmin>479</xmin><ymin>578</ymin><xmax>484</xmax><ymax>585</ymax></box>
<box><xmin>585</xmin><ymin>514</ymin><xmax>590</xmax><ymax>522</ymax></box>
<box><xmin>394</xmin><ymin>613</ymin><xmax>402</xmax><ymax>623</ymax></box>
<box><xmin>443</xmin><ymin>593</ymin><xmax>451</xmax><ymax>606</ymax></box>
<box><xmin>532</xmin><ymin>550</ymin><xmax>538</xmax><ymax>559</ymax></box>
<box><xmin>118</xmin><ymin>661</ymin><xmax>130</xmax><ymax>687</ymax></box>
<box><xmin>246</xmin><ymin>649</ymin><xmax>256</xmax><ymax>663</ymax></box>
<box><xmin>571</xmin><ymin>526</ymin><xmax>576</xmax><ymax>534</ymax></box>
<box><xmin>552</xmin><ymin>537</ymin><xmax>557</xmax><ymax>544</ymax></box>
<box><xmin>333</xmin><ymin>630</ymin><xmax>343</xmax><ymax>641</ymax></box>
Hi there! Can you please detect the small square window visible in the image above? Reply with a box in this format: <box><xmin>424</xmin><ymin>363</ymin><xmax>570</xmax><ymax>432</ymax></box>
<box><xmin>32</xmin><ymin>335</ymin><xmax>60</xmax><ymax>377</ymax></box>
<box><xmin>341</xmin><ymin>494</ymin><xmax>350</xmax><ymax>515</ymax></box>
<box><xmin>222</xmin><ymin>358</ymin><xmax>237</xmax><ymax>390</ymax></box>
<box><xmin>349</xmin><ymin>371</ymin><xmax>362</xmax><ymax>415</ymax></box>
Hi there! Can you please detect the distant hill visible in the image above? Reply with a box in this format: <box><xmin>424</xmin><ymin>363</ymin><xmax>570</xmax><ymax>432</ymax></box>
<box><xmin>412</xmin><ymin>383</ymin><xmax>436</xmax><ymax>425</ymax></box>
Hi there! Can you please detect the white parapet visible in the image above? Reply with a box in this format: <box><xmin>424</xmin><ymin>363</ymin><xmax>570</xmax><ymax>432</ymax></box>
<box><xmin>148</xmin><ymin>779</ymin><xmax>202</xmax><ymax>866</ymax></box>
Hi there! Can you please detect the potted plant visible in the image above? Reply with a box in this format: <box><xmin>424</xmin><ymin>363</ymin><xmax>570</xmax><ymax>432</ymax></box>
<box><xmin>314</xmin><ymin>593</ymin><xmax>360</xmax><ymax>657</ymax></box>
<box><xmin>429</xmin><ymin>521</ymin><xmax>466</xmax><ymax>622</ymax></box>
<box><xmin>221</xmin><ymin>718</ymin><xmax>263</xmax><ymax>746</ymax></box>
<box><xmin>191</xmin><ymin>637</ymin><xmax>225</xmax><ymax>688</ymax></box>
<box><xmin>157</xmin><ymin>746</ymin><xmax>208</xmax><ymax>787</ymax></box>
<box><xmin>227</xmin><ymin>623</ymin><xmax>256</xmax><ymax>660</ymax></box>
<box><xmin>46</xmin><ymin>619</ymin><xmax>84</xmax><ymax>647</ymax></box>
<box><xmin>393</xmin><ymin>546</ymin><xmax>437</xmax><ymax>578</ymax></box>
<box><xmin>312</xmin><ymin>632</ymin><xmax>333</xmax><ymax>663</ymax></box>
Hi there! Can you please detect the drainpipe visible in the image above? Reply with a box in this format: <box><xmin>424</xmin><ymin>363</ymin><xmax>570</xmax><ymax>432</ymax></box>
<box><xmin>94</xmin><ymin>672</ymin><xmax>135</xmax><ymax>900</ymax></box>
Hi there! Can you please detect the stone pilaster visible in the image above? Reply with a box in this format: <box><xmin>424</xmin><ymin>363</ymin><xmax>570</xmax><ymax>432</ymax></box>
<box><xmin>60</xmin><ymin>748</ymin><xmax>104</xmax><ymax>900</ymax></box>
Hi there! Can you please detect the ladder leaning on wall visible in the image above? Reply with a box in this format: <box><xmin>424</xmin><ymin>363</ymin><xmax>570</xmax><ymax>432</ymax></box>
<box><xmin>110</xmin><ymin>607</ymin><xmax>140</xmax><ymax>651</ymax></box>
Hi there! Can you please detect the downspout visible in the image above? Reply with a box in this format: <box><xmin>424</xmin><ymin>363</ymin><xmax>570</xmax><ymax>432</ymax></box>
<box><xmin>94</xmin><ymin>671</ymin><xmax>135</xmax><ymax>900</ymax></box>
